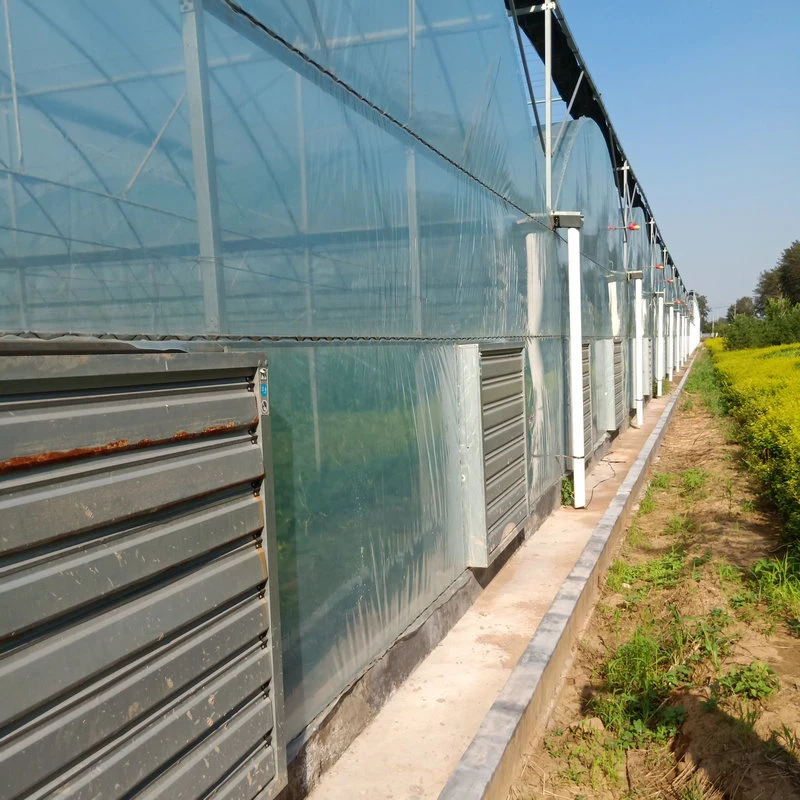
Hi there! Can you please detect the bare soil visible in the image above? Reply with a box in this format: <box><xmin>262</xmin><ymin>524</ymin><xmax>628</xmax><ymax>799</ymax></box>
<box><xmin>508</xmin><ymin>377</ymin><xmax>800</xmax><ymax>799</ymax></box>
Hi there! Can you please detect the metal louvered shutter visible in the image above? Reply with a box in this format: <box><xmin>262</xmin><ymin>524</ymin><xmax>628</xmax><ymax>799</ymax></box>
<box><xmin>644</xmin><ymin>338</ymin><xmax>653</xmax><ymax>397</ymax></box>
<box><xmin>0</xmin><ymin>351</ymin><xmax>286</xmax><ymax>800</ymax></box>
<box><xmin>582</xmin><ymin>342</ymin><xmax>593</xmax><ymax>455</ymax></box>
<box><xmin>480</xmin><ymin>347</ymin><xmax>527</xmax><ymax>554</ymax></box>
<box><xmin>613</xmin><ymin>339</ymin><xmax>625</xmax><ymax>429</ymax></box>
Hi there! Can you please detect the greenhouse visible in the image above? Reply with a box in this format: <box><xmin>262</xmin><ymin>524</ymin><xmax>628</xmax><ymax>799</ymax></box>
<box><xmin>0</xmin><ymin>1</ymin><xmax>697</xmax><ymax>798</ymax></box>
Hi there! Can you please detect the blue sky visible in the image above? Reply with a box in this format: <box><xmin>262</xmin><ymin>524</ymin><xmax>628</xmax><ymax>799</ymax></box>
<box><xmin>559</xmin><ymin>0</ymin><xmax>800</xmax><ymax>318</ymax></box>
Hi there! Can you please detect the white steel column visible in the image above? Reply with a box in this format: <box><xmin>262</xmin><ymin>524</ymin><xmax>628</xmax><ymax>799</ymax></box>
<box><xmin>182</xmin><ymin>0</ymin><xmax>225</xmax><ymax>333</ymax></box>
<box><xmin>634</xmin><ymin>275</ymin><xmax>643</xmax><ymax>425</ymax></box>
<box><xmin>544</xmin><ymin>0</ymin><xmax>553</xmax><ymax>210</ymax></box>
<box><xmin>683</xmin><ymin>313</ymin><xmax>688</xmax><ymax>360</ymax></box>
<box><xmin>667</xmin><ymin>305</ymin><xmax>675</xmax><ymax>382</ymax></box>
<box><xmin>567</xmin><ymin>226</ymin><xmax>585</xmax><ymax>508</ymax></box>
<box><xmin>680</xmin><ymin>312</ymin><xmax>686</xmax><ymax>365</ymax></box>
<box><xmin>656</xmin><ymin>294</ymin><xmax>664</xmax><ymax>396</ymax></box>
<box><xmin>673</xmin><ymin>309</ymin><xmax>680</xmax><ymax>373</ymax></box>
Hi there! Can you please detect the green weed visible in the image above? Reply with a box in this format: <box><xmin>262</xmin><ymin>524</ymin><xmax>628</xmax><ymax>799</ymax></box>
<box><xmin>638</xmin><ymin>488</ymin><xmax>656</xmax><ymax>515</ymax></box>
<box><xmin>769</xmin><ymin>723</ymin><xmax>800</xmax><ymax>759</ymax></box>
<box><xmin>733</xmin><ymin>700</ymin><xmax>761</xmax><ymax>732</ymax></box>
<box><xmin>665</xmin><ymin>513</ymin><xmax>695</xmax><ymax>536</ymax></box>
<box><xmin>627</xmin><ymin>520</ymin><xmax>649</xmax><ymax>548</ymax></box>
<box><xmin>750</xmin><ymin>554</ymin><xmax>800</xmax><ymax>620</ymax></box>
<box><xmin>718</xmin><ymin>661</ymin><xmax>779</xmax><ymax>699</ymax></box>
<box><xmin>680</xmin><ymin>467</ymin><xmax>708</xmax><ymax>497</ymax></box>
<box><xmin>561</xmin><ymin>474</ymin><xmax>574</xmax><ymax>506</ymax></box>
<box><xmin>650</xmin><ymin>472</ymin><xmax>672</xmax><ymax>490</ymax></box>
<box><xmin>718</xmin><ymin>562</ymin><xmax>742</xmax><ymax>586</ymax></box>
<box><xmin>606</xmin><ymin>549</ymin><xmax>685</xmax><ymax>599</ymax></box>
<box><xmin>691</xmin><ymin>550</ymin><xmax>713</xmax><ymax>580</ymax></box>
<box><xmin>679</xmin><ymin>774</ymin><xmax>711</xmax><ymax>800</ymax></box>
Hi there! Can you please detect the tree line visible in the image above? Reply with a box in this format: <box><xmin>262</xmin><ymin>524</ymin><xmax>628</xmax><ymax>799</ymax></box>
<box><xmin>711</xmin><ymin>241</ymin><xmax>800</xmax><ymax>349</ymax></box>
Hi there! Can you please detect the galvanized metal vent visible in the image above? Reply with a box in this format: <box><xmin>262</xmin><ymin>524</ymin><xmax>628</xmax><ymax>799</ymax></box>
<box><xmin>644</xmin><ymin>338</ymin><xmax>653</xmax><ymax>397</ymax></box>
<box><xmin>582</xmin><ymin>342</ymin><xmax>593</xmax><ymax>454</ymax></box>
<box><xmin>0</xmin><ymin>351</ymin><xmax>286</xmax><ymax>800</ymax></box>
<box><xmin>480</xmin><ymin>347</ymin><xmax>527</xmax><ymax>554</ymax></box>
<box><xmin>613</xmin><ymin>339</ymin><xmax>625</xmax><ymax>429</ymax></box>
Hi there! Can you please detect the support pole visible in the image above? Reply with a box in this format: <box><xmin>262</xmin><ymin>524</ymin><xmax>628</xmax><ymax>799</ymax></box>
<box><xmin>634</xmin><ymin>275</ymin><xmax>643</xmax><ymax>425</ymax></box>
<box><xmin>296</xmin><ymin>74</ymin><xmax>322</xmax><ymax>474</ymax></box>
<box><xmin>3</xmin><ymin>0</ymin><xmax>23</xmax><ymax>170</ymax></box>
<box><xmin>182</xmin><ymin>0</ymin><xmax>225</xmax><ymax>334</ymax></box>
<box><xmin>667</xmin><ymin>305</ymin><xmax>674</xmax><ymax>382</ymax></box>
<box><xmin>567</xmin><ymin>226</ymin><xmax>585</xmax><ymax>508</ymax></box>
<box><xmin>656</xmin><ymin>293</ymin><xmax>664</xmax><ymax>396</ymax></box>
<box><xmin>673</xmin><ymin>308</ymin><xmax>680</xmax><ymax>374</ymax></box>
<box><xmin>683</xmin><ymin>313</ymin><xmax>688</xmax><ymax>361</ymax></box>
<box><xmin>544</xmin><ymin>0</ymin><xmax>552</xmax><ymax>210</ymax></box>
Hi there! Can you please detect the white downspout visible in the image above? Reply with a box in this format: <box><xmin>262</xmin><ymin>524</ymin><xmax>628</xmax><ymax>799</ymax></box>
<box><xmin>567</xmin><ymin>226</ymin><xmax>586</xmax><ymax>508</ymax></box>
<box><xmin>668</xmin><ymin>305</ymin><xmax>675</xmax><ymax>382</ymax></box>
<box><xmin>656</xmin><ymin>294</ymin><xmax>664</xmax><ymax>396</ymax></box>
<box><xmin>634</xmin><ymin>274</ymin><xmax>644</xmax><ymax>425</ymax></box>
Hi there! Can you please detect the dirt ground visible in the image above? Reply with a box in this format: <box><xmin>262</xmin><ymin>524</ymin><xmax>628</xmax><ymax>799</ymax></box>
<box><xmin>508</xmin><ymin>362</ymin><xmax>800</xmax><ymax>800</ymax></box>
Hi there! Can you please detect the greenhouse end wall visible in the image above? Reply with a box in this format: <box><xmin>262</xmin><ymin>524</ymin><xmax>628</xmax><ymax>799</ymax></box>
<box><xmin>0</xmin><ymin>0</ymin><xmax>693</xmax><ymax>754</ymax></box>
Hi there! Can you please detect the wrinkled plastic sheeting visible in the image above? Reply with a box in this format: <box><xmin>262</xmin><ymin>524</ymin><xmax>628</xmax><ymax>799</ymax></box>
<box><xmin>268</xmin><ymin>342</ymin><xmax>468</xmax><ymax>737</ymax></box>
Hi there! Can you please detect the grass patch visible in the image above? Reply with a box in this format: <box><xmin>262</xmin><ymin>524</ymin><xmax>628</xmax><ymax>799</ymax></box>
<box><xmin>587</xmin><ymin>607</ymin><xmax>736</xmax><ymax>753</ymax></box>
<box><xmin>665</xmin><ymin>513</ymin><xmax>695</xmax><ymax>536</ymax></box>
<box><xmin>750</xmin><ymin>554</ymin><xmax>800</xmax><ymax>622</ymax></box>
<box><xmin>607</xmin><ymin>548</ymin><xmax>685</xmax><ymax>598</ymax></box>
<box><xmin>638</xmin><ymin>487</ymin><xmax>656</xmax><ymax>514</ymax></box>
<box><xmin>684</xmin><ymin>348</ymin><xmax>727</xmax><ymax>416</ymax></box>
<box><xmin>680</xmin><ymin>467</ymin><xmax>708</xmax><ymax>497</ymax></box>
<box><xmin>650</xmin><ymin>471</ymin><xmax>672</xmax><ymax>490</ymax></box>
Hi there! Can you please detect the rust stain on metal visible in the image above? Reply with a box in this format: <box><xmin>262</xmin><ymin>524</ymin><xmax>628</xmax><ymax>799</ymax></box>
<box><xmin>0</xmin><ymin>421</ymin><xmax>243</xmax><ymax>475</ymax></box>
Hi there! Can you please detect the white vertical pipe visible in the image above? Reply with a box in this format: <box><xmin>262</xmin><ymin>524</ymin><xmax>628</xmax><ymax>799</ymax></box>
<box><xmin>656</xmin><ymin>294</ymin><xmax>664</xmax><ymax>396</ymax></box>
<box><xmin>668</xmin><ymin>306</ymin><xmax>674</xmax><ymax>381</ymax></box>
<box><xmin>680</xmin><ymin>313</ymin><xmax>685</xmax><ymax>365</ymax></box>
<box><xmin>567</xmin><ymin>227</ymin><xmax>585</xmax><ymax>508</ymax></box>
<box><xmin>544</xmin><ymin>1</ymin><xmax>552</xmax><ymax>210</ymax></box>
<box><xmin>683</xmin><ymin>314</ymin><xmax>688</xmax><ymax>361</ymax></box>
<box><xmin>634</xmin><ymin>276</ymin><xmax>643</xmax><ymax>425</ymax></box>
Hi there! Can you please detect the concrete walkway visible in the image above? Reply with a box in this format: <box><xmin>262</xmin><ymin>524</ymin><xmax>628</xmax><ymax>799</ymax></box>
<box><xmin>308</xmin><ymin>382</ymin><xmax>682</xmax><ymax>800</ymax></box>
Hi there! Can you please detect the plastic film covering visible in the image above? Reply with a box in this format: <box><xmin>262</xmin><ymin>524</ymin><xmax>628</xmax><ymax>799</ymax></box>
<box><xmin>0</xmin><ymin>0</ymin><xmax>547</xmax><ymax>338</ymax></box>
<box><xmin>268</xmin><ymin>342</ymin><xmax>467</xmax><ymax>736</ymax></box>
<box><xmin>0</xmin><ymin>0</ymin><xmax>660</xmax><ymax>745</ymax></box>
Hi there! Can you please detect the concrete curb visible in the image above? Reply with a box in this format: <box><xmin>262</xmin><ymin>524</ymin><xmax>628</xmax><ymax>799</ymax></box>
<box><xmin>438</xmin><ymin>356</ymin><xmax>697</xmax><ymax>800</ymax></box>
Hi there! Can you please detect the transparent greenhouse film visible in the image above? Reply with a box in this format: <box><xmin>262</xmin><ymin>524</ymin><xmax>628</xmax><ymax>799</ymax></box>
<box><xmin>268</xmin><ymin>342</ymin><xmax>467</xmax><ymax>737</ymax></box>
<box><xmin>0</xmin><ymin>0</ymin><xmax>683</xmax><ymax>753</ymax></box>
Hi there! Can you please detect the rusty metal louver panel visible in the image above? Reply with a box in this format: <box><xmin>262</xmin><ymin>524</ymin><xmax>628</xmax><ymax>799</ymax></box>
<box><xmin>0</xmin><ymin>351</ymin><xmax>286</xmax><ymax>800</ymax></box>
<box><xmin>644</xmin><ymin>338</ymin><xmax>653</xmax><ymax>397</ymax></box>
<box><xmin>582</xmin><ymin>343</ymin><xmax>593</xmax><ymax>455</ymax></box>
<box><xmin>480</xmin><ymin>347</ymin><xmax>527</xmax><ymax>554</ymax></box>
<box><xmin>613</xmin><ymin>339</ymin><xmax>625</xmax><ymax>429</ymax></box>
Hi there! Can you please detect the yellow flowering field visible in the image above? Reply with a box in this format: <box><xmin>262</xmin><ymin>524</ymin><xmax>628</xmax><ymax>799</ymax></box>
<box><xmin>709</xmin><ymin>340</ymin><xmax>800</xmax><ymax>540</ymax></box>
